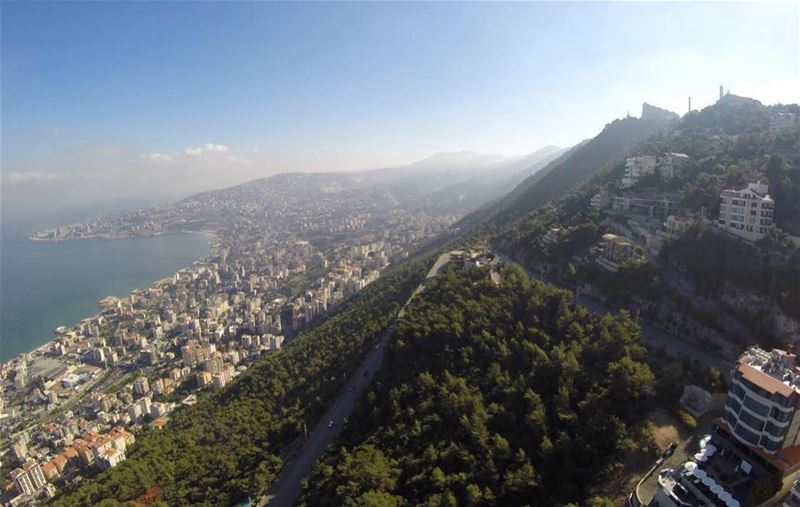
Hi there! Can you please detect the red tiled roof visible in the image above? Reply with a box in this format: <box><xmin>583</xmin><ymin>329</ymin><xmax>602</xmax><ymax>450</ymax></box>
<box><xmin>738</xmin><ymin>363</ymin><xmax>796</xmax><ymax>398</ymax></box>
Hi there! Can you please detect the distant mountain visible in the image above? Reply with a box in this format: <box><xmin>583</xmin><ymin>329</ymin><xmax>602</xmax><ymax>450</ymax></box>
<box><xmin>459</xmin><ymin>103</ymin><xmax>679</xmax><ymax>230</ymax></box>
<box><xmin>179</xmin><ymin>147</ymin><xmax>566</xmax><ymax>218</ymax></box>
<box><xmin>420</xmin><ymin>145</ymin><xmax>567</xmax><ymax>213</ymax></box>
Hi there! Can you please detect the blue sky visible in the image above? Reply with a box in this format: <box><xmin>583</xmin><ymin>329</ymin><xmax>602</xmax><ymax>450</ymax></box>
<box><xmin>1</xmin><ymin>1</ymin><xmax>798</xmax><ymax>213</ymax></box>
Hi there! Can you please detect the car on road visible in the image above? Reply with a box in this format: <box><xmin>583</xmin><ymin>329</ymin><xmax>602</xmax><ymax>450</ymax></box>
<box><xmin>327</xmin><ymin>420</ymin><xmax>335</xmax><ymax>429</ymax></box>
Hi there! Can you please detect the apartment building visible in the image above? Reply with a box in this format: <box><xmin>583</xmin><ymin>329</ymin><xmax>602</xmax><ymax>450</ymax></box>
<box><xmin>717</xmin><ymin>347</ymin><xmax>800</xmax><ymax>461</ymax></box>
<box><xmin>10</xmin><ymin>460</ymin><xmax>47</xmax><ymax>497</ymax></box>
<box><xmin>621</xmin><ymin>153</ymin><xmax>688</xmax><ymax>188</ymax></box>
<box><xmin>593</xmin><ymin>233</ymin><xmax>638</xmax><ymax>272</ymax></box>
<box><xmin>717</xmin><ymin>181</ymin><xmax>774</xmax><ymax>242</ymax></box>
<box><xmin>590</xmin><ymin>190</ymin><xmax>612</xmax><ymax>210</ymax></box>
<box><xmin>622</xmin><ymin>155</ymin><xmax>657</xmax><ymax>188</ymax></box>
<box><xmin>655</xmin><ymin>347</ymin><xmax>800</xmax><ymax>507</ymax></box>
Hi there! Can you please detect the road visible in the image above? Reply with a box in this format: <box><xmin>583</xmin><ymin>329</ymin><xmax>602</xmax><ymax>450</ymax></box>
<box><xmin>495</xmin><ymin>252</ymin><xmax>731</xmax><ymax>378</ymax></box>
<box><xmin>263</xmin><ymin>253</ymin><xmax>453</xmax><ymax>507</ymax></box>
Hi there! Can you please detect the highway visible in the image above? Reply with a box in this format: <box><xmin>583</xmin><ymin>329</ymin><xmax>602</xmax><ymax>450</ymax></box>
<box><xmin>262</xmin><ymin>252</ymin><xmax>453</xmax><ymax>507</ymax></box>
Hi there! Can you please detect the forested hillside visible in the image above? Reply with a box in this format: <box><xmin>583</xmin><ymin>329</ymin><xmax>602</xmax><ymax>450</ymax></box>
<box><xmin>301</xmin><ymin>264</ymin><xmax>653</xmax><ymax>506</ymax></box>
<box><xmin>50</xmin><ymin>254</ymin><xmax>434</xmax><ymax>506</ymax></box>
<box><xmin>493</xmin><ymin>95</ymin><xmax>800</xmax><ymax>349</ymax></box>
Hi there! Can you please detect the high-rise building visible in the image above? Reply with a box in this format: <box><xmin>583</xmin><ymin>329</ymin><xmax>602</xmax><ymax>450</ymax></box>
<box><xmin>10</xmin><ymin>460</ymin><xmax>46</xmax><ymax>496</ymax></box>
<box><xmin>133</xmin><ymin>376</ymin><xmax>150</xmax><ymax>396</ymax></box>
<box><xmin>717</xmin><ymin>347</ymin><xmax>800</xmax><ymax>459</ymax></box>
<box><xmin>11</xmin><ymin>439</ymin><xmax>28</xmax><ymax>460</ymax></box>
<box><xmin>717</xmin><ymin>181</ymin><xmax>774</xmax><ymax>242</ymax></box>
<box><xmin>657</xmin><ymin>347</ymin><xmax>800</xmax><ymax>507</ymax></box>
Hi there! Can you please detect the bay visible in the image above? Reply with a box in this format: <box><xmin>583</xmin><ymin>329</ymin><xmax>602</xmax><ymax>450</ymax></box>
<box><xmin>0</xmin><ymin>230</ymin><xmax>211</xmax><ymax>362</ymax></box>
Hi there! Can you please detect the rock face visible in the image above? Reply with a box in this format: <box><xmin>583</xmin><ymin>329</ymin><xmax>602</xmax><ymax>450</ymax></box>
<box><xmin>641</xmin><ymin>102</ymin><xmax>680</xmax><ymax>122</ymax></box>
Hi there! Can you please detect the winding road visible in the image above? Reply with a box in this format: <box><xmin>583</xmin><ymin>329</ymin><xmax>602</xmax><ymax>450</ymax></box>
<box><xmin>262</xmin><ymin>253</ymin><xmax>453</xmax><ymax>507</ymax></box>
<box><xmin>494</xmin><ymin>252</ymin><xmax>731</xmax><ymax>378</ymax></box>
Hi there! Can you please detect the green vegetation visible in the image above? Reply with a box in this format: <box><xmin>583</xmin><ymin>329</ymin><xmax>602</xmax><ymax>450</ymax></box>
<box><xmin>491</xmin><ymin>97</ymin><xmax>799</xmax><ymax>354</ymax></box>
<box><xmin>51</xmin><ymin>254</ymin><xmax>433</xmax><ymax>507</ymax></box>
<box><xmin>660</xmin><ymin>223</ymin><xmax>800</xmax><ymax>319</ymax></box>
<box><xmin>301</xmin><ymin>264</ymin><xmax>654</xmax><ymax>506</ymax></box>
<box><xmin>674</xmin><ymin>409</ymin><xmax>697</xmax><ymax>431</ymax></box>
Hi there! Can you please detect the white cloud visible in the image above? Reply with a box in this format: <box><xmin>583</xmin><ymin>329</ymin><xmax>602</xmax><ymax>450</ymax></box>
<box><xmin>1</xmin><ymin>171</ymin><xmax>99</xmax><ymax>185</ymax></box>
<box><xmin>184</xmin><ymin>143</ymin><xmax>229</xmax><ymax>156</ymax></box>
<box><xmin>142</xmin><ymin>152</ymin><xmax>175</xmax><ymax>162</ymax></box>
<box><xmin>225</xmin><ymin>154</ymin><xmax>250</xmax><ymax>164</ymax></box>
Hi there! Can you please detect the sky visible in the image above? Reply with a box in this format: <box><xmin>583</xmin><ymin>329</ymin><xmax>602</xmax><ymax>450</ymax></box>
<box><xmin>2</xmin><ymin>1</ymin><xmax>798</xmax><ymax>217</ymax></box>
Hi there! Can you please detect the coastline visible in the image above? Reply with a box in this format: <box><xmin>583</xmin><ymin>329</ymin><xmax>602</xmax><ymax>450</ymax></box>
<box><xmin>2</xmin><ymin>231</ymin><xmax>217</xmax><ymax>366</ymax></box>
<box><xmin>28</xmin><ymin>228</ymin><xmax>219</xmax><ymax>242</ymax></box>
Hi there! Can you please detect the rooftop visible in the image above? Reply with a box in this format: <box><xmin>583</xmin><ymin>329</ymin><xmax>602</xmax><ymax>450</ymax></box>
<box><xmin>737</xmin><ymin>347</ymin><xmax>800</xmax><ymax>398</ymax></box>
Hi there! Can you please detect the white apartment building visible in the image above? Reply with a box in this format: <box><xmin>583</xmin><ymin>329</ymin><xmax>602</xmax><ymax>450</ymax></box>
<box><xmin>717</xmin><ymin>181</ymin><xmax>774</xmax><ymax>242</ymax></box>
<box><xmin>621</xmin><ymin>153</ymin><xmax>688</xmax><ymax>188</ymax></box>
<box><xmin>656</xmin><ymin>152</ymin><xmax>690</xmax><ymax>178</ymax></box>
<box><xmin>97</xmin><ymin>447</ymin><xmax>125</xmax><ymax>470</ymax></box>
<box><xmin>590</xmin><ymin>191</ymin><xmax>612</xmax><ymax>210</ymax></box>
<box><xmin>10</xmin><ymin>460</ymin><xmax>46</xmax><ymax>496</ymax></box>
<box><xmin>621</xmin><ymin>155</ymin><xmax>657</xmax><ymax>188</ymax></box>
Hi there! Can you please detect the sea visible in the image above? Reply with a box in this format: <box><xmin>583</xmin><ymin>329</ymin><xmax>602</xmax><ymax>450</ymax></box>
<box><xmin>0</xmin><ymin>209</ymin><xmax>211</xmax><ymax>363</ymax></box>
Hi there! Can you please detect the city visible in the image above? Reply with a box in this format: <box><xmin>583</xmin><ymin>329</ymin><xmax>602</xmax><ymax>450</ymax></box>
<box><xmin>0</xmin><ymin>172</ymin><xmax>460</xmax><ymax>503</ymax></box>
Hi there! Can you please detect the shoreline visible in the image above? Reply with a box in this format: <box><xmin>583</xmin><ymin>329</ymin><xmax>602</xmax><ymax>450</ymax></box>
<box><xmin>2</xmin><ymin>231</ymin><xmax>218</xmax><ymax>367</ymax></box>
<box><xmin>28</xmin><ymin>228</ymin><xmax>218</xmax><ymax>242</ymax></box>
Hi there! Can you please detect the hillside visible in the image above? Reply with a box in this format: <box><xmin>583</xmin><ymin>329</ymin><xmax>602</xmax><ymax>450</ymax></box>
<box><xmin>50</xmin><ymin>253</ymin><xmax>435</xmax><ymax>506</ymax></box>
<box><xmin>300</xmin><ymin>263</ymin><xmax>653</xmax><ymax>506</ymax></box>
<box><xmin>459</xmin><ymin>103</ymin><xmax>679</xmax><ymax>231</ymax></box>
<box><xmin>492</xmin><ymin>96</ymin><xmax>800</xmax><ymax>353</ymax></box>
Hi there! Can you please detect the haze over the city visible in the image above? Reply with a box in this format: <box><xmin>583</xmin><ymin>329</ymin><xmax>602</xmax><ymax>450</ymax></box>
<box><xmin>2</xmin><ymin>1</ymin><xmax>798</xmax><ymax>216</ymax></box>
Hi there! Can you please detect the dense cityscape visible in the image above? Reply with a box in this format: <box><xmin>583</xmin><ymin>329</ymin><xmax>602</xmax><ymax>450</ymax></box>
<box><xmin>1</xmin><ymin>174</ymin><xmax>458</xmax><ymax>503</ymax></box>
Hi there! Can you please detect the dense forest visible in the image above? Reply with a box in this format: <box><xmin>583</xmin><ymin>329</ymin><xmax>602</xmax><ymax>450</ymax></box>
<box><xmin>300</xmin><ymin>264</ymin><xmax>654</xmax><ymax>506</ymax></box>
<box><xmin>50</xmin><ymin>253</ymin><xmax>434</xmax><ymax>506</ymax></box>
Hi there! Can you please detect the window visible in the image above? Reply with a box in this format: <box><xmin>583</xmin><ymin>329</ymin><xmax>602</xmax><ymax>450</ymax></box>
<box><xmin>771</xmin><ymin>394</ymin><xmax>793</xmax><ymax>408</ymax></box>
<box><xmin>743</xmin><ymin>395</ymin><xmax>770</xmax><ymax>417</ymax></box>
<box><xmin>735</xmin><ymin>423</ymin><xmax>761</xmax><ymax>446</ymax></box>
<box><xmin>761</xmin><ymin>435</ymin><xmax>782</xmax><ymax>452</ymax></box>
<box><xmin>773</xmin><ymin>409</ymin><xmax>793</xmax><ymax>423</ymax></box>
<box><xmin>739</xmin><ymin>378</ymin><xmax>771</xmax><ymax>400</ymax></box>
<box><xmin>765</xmin><ymin>421</ymin><xmax>786</xmax><ymax>438</ymax></box>
<box><xmin>739</xmin><ymin>409</ymin><xmax>766</xmax><ymax>431</ymax></box>
<box><xmin>731</xmin><ymin>383</ymin><xmax>746</xmax><ymax>400</ymax></box>
<box><xmin>726</xmin><ymin>397</ymin><xmax>742</xmax><ymax>414</ymax></box>
<box><xmin>723</xmin><ymin>409</ymin><xmax>737</xmax><ymax>428</ymax></box>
